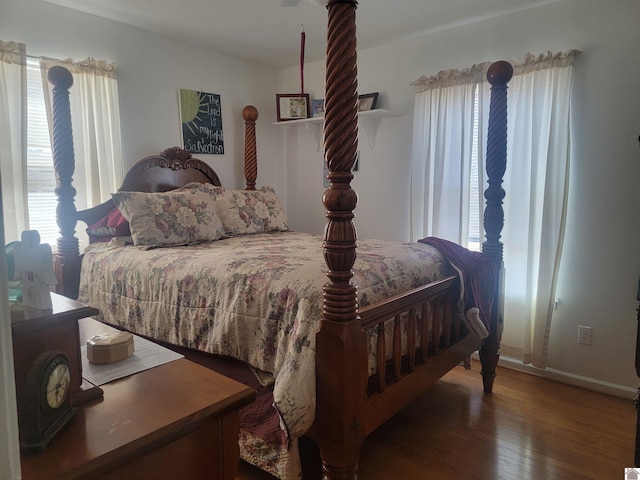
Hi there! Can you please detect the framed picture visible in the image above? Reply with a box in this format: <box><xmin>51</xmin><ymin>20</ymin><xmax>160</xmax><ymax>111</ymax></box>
<box><xmin>276</xmin><ymin>93</ymin><xmax>310</xmax><ymax>121</ymax></box>
<box><xmin>358</xmin><ymin>92</ymin><xmax>379</xmax><ymax>112</ymax></box>
<box><xmin>311</xmin><ymin>98</ymin><xmax>325</xmax><ymax>117</ymax></box>
<box><xmin>179</xmin><ymin>89</ymin><xmax>224</xmax><ymax>154</ymax></box>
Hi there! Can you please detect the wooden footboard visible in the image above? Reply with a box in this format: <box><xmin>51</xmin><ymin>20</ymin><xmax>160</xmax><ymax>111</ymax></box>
<box><xmin>359</xmin><ymin>275</ymin><xmax>484</xmax><ymax>436</ymax></box>
<box><xmin>316</xmin><ymin>273</ymin><xmax>485</xmax><ymax>478</ymax></box>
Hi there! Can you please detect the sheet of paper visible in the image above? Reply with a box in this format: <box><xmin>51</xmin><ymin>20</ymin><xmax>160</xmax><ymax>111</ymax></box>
<box><xmin>81</xmin><ymin>334</ymin><xmax>184</xmax><ymax>386</ymax></box>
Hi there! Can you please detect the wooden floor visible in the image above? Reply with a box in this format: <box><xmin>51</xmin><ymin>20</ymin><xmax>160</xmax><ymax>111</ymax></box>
<box><xmin>237</xmin><ymin>361</ymin><xmax>636</xmax><ymax>480</ymax></box>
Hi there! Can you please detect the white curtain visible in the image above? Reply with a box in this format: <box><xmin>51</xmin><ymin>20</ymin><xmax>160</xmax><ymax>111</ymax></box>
<box><xmin>500</xmin><ymin>51</ymin><xmax>577</xmax><ymax>367</ymax></box>
<box><xmin>410</xmin><ymin>63</ymin><xmax>487</xmax><ymax>245</ymax></box>
<box><xmin>0</xmin><ymin>41</ymin><xmax>23</xmax><ymax>475</ymax></box>
<box><xmin>0</xmin><ymin>41</ymin><xmax>28</xmax><ymax>242</ymax></box>
<box><xmin>0</xmin><ymin>193</ymin><xmax>21</xmax><ymax>480</ymax></box>
<box><xmin>40</xmin><ymin>57</ymin><xmax>123</xmax><ymax>211</ymax></box>
<box><xmin>410</xmin><ymin>50</ymin><xmax>578</xmax><ymax>368</ymax></box>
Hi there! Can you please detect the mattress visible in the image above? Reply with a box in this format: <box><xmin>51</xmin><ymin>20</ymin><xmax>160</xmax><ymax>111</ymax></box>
<box><xmin>79</xmin><ymin>231</ymin><xmax>450</xmax><ymax>478</ymax></box>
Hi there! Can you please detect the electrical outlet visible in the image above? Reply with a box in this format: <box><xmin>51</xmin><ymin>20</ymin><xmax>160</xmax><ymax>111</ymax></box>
<box><xmin>578</xmin><ymin>325</ymin><xmax>592</xmax><ymax>345</ymax></box>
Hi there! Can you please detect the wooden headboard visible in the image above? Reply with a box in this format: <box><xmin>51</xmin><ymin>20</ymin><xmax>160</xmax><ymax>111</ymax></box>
<box><xmin>118</xmin><ymin>146</ymin><xmax>221</xmax><ymax>192</ymax></box>
<box><xmin>72</xmin><ymin>146</ymin><xmax>222</xmax><ymax>233</ymax></box>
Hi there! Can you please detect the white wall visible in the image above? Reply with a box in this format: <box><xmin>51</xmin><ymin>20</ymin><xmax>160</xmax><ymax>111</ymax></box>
<box><xmin>1</xmin><ymin>0</ymin><xmax>282</xmax><ymax>190</ymax></box>
<box><xmin>277</xmin><ymin>0</ymin><xmax>640</xmax><ymax>393</ymax></box>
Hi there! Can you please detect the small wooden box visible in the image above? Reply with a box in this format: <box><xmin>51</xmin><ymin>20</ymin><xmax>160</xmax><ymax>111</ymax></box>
<box><xmin>87</xmin><ymin>332</ymin><xmax>134</xmax><ymax>364</ymax></box>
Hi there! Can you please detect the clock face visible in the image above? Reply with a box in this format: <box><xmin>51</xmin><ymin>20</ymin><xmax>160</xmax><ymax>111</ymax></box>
<box><xmin>42</xmin><ymin>355</ymin><xmax>71</xmax><ymax>410</ymax></box>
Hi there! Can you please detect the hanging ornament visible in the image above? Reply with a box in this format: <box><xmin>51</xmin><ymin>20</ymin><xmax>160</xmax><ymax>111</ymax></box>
<box><xmin>300</xmin><ymin>28</ymin><xmax>306</xmax><ymax>95</ymax></box>
<box><xmin>299</xmin><ymin>1</ymin><xmax>306</xmax><ymax>95</ymax></box>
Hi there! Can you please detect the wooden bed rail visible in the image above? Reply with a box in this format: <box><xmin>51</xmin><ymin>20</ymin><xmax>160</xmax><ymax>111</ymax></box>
<box><xmin>359</xmin><ymin>276</ymin><xmax>458</xmax><ymax>329</ymax></box>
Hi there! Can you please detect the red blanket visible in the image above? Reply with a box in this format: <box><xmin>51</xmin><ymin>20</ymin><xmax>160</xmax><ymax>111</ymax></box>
<box><xmin>418</xmin><ymin>237</ymin><xmax>498</xmax><ymax>332</ymax></box>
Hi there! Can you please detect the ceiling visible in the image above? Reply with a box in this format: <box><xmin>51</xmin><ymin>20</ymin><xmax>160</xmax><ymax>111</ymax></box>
<box><xmin>42</xmin><ymin>0</ymin><xmax>557</xmax><ymax>69</ymax></box>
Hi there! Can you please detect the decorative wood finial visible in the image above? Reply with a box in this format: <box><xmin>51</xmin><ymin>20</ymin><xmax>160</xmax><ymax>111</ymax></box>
<box><xmin>242</xmin><ymin>105</ymin><xmax>258</xmax><ymax>123</ymax></box>
<box><xmin>486</xmin><ymin>60</ymin><xmax>513</xmax><ymax>86</ymax></box>
<box><xmin>47</xmin><ymin>66</ymin><xmax>74</xmax><ymax>91</ymax></box>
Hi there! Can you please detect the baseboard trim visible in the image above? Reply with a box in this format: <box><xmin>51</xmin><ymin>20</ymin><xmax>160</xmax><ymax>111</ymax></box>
<box><xmin>472</xmin><ymin>352</ymin><xmax>637</xmax><ymax>400</ymax></box>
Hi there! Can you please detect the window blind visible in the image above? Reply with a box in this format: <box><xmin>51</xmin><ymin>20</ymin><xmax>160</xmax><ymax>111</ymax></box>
<box><xmin>26</xmin><ymin>57</ymin><xmax>58</xmax><ymax>249</ymax></box>
<box><xmin>468</xmin><ymin>84</ymin><xmax>481</xmax><ymax>252</ymax></box>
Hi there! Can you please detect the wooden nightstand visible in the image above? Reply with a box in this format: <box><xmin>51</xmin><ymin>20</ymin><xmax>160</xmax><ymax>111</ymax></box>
<box><xmin>20</xmin><ymin>318</ymin><xmax>256</xmax><ymax>480</ymax></box>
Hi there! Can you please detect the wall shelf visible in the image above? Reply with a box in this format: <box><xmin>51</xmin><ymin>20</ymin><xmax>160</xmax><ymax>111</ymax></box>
<box><xmin>273</xmin><ymin>109</ymin><xmax>401</xmax><ymax>151</ymax></box>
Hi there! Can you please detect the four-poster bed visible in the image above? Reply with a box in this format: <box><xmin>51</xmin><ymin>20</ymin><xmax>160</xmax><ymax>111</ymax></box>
<box><xmin>47</xmin><ymin>1</ymin><xmax>512</xmax><ymax>478</ymax></box>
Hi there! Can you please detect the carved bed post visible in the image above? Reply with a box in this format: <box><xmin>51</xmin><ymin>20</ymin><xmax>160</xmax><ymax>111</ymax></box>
<box><xmin>479</xmin><ymin>61</ymin><xmax>513</xmax><ymax>393</ymax></box>
<box><xmin>48</xmin><ymin>66</ymin><xmax>82</xmax><ymax>299</ymax></box>
<box><xmin>242</xmin><ymin>105</ymin><xmax>258</xmax><ymax>190</ymax></box>
<box><xmin>316</xmin><ymin>1</ymin><xmax>366</xmax><ymax>479</ymax></box>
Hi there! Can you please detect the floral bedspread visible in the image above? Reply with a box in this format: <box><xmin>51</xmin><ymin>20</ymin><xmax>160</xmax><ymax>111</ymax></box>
<box><xmin>79</xmin><ymin>232</ymin><xmax>449</xmax><ymax>477</ymax></box>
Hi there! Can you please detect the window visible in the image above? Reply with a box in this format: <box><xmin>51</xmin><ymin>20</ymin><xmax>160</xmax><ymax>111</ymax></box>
<box><xmin>411</xmin><ymin>51</ymin><xmax>577</xmax><ymax>367</ymax></box>
<box><xmin>26</xmin><ymin>57</ymin><xmax>57</xmax><ymax>248</ymax></box>
<box><xmin>2</xmin><ymin>46</ymin><xmax>122</xmax><ymax>250</ymax></box>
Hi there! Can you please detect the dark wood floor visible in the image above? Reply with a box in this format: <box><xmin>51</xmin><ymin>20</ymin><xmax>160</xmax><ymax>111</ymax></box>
<box><xmin>237</xmin><ymin>361</ymin><xmax>636</xmax><ymax>480</ymax></box>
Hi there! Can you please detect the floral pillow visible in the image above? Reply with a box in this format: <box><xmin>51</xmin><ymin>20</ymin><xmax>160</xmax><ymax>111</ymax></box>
<box><xmin>111</xmin><ymin>188</ymin><xmax>226</xmax><ymax>249</ymax></box>
<box><xmin>193</xmin><ymin>184</ymin><xmax>289</xmax><ymax>236</ymax></box>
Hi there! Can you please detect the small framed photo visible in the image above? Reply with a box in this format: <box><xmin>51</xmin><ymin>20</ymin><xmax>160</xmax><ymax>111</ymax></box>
<box><xmin>358</xmin><ymin>92</ymin><xmax>379</xmax><ymax>112</ymax></box>
<box><xmin>276</xmin><ymin>93</ymin><xmax>310</xmax><ymax>121</ymax></box>
<box><xmin>311</xmin><ymin>98</ymin><xmax>325</xmax><ymax>117</ymax></box>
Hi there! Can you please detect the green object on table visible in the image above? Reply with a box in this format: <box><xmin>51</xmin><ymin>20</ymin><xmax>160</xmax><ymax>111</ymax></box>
<box><xmin>8</xmin><ymin>280</ymin><xmax>22</xmax><ymax>303</ymax></box>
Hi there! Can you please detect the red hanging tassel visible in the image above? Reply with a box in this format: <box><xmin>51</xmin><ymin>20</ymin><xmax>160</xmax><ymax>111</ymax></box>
<box><xmin>300</xmin><ymin>29</ymin><xmax>306</xmax><ymax>95</ymax></box>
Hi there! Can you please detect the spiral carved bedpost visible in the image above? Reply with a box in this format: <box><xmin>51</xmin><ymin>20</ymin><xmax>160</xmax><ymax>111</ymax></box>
<box><xmin>48</xmin><ymin>66</ymin><xmax>82</xmax><ymax>299</ymax></box>
<box><xmin>479</xmin><ymin>61</ymin><xmax>513</xmax><ymax>393</ymax></box>
<box><xmin>316</xmin><ymin>1</ymin><xmax>365</xmax><ymax>479</ymax></box>
<box><xmin>242</xmin><ymin>105</ymin><xmax>258</xmax><ymax>190</ymax></box>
